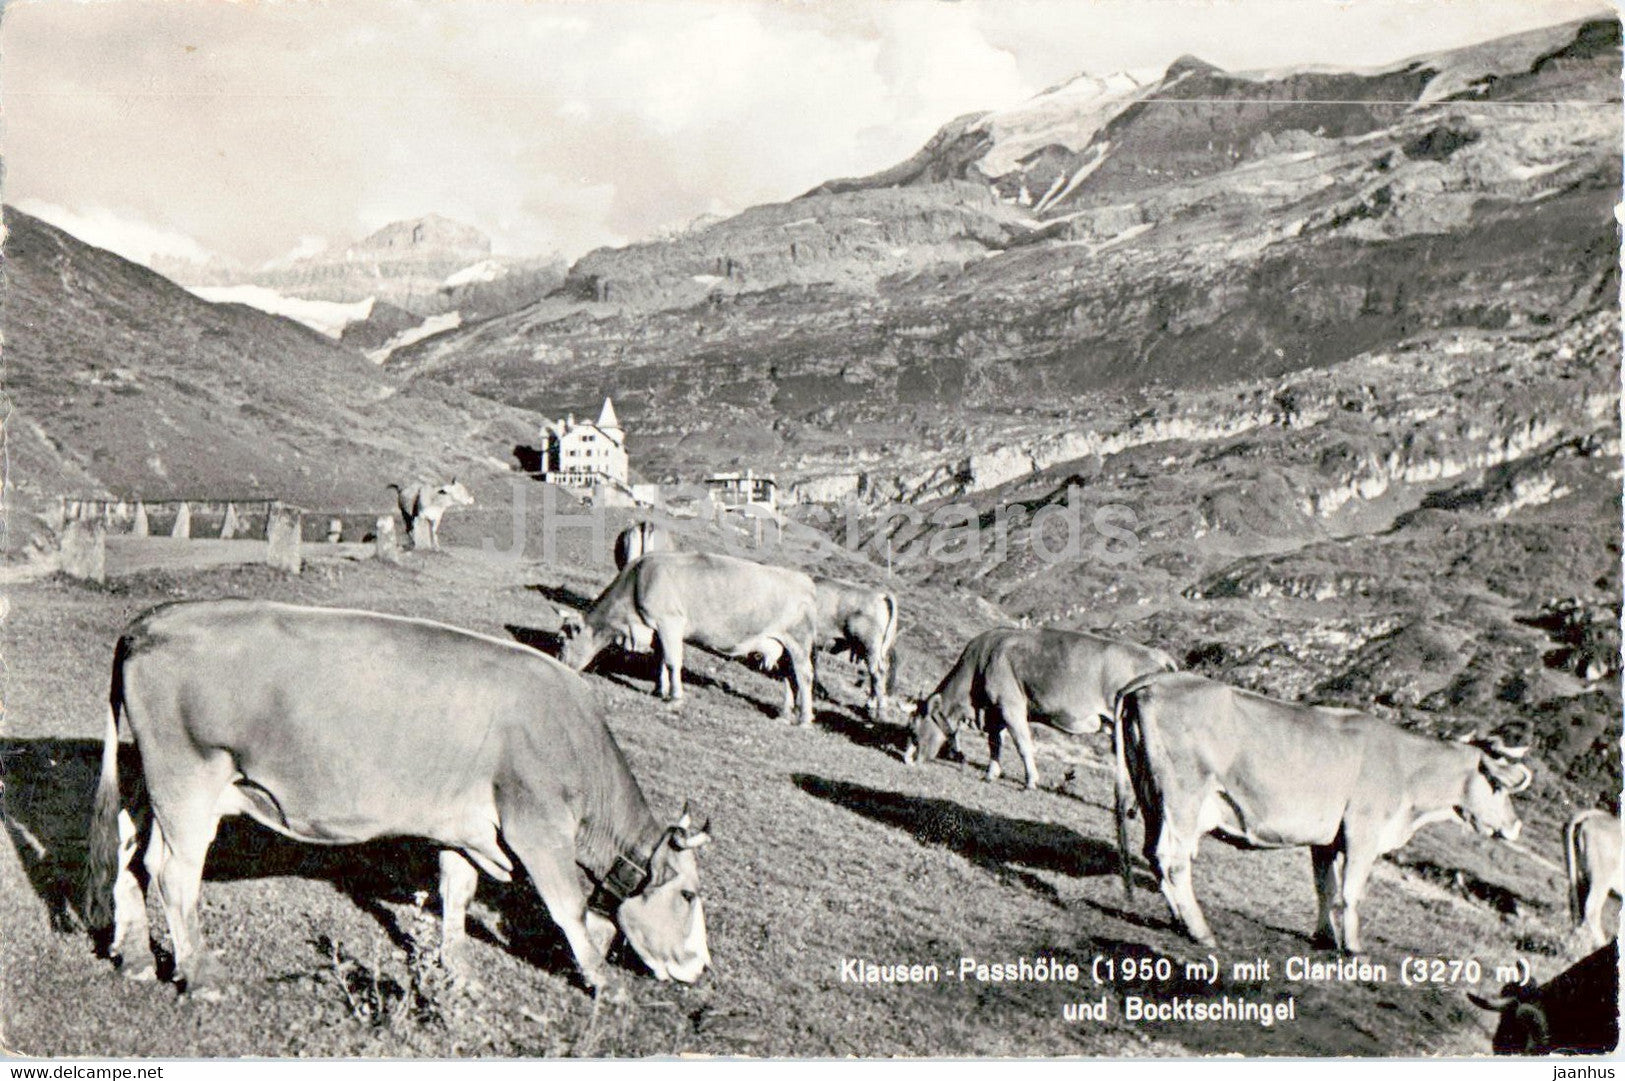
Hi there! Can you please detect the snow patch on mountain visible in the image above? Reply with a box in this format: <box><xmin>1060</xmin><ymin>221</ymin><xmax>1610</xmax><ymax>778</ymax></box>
<box><xmin>188</xmin><ymin>285</ymin><xmax>374</xmax><ymax>337</ymax></box>
<box><xmin>443</xmin><ymin>259</ymin><xmax>509</xmax><ymax>288</ymax></box>
<box><xmin>976</xmin><ymin>70</ymin><xmax>1153</xmax><ymax>177</ymax></box>
<box><xmin>367</xmin><ymin>311</ymin><xmax>463</xmax><ymax>364</ymax></box>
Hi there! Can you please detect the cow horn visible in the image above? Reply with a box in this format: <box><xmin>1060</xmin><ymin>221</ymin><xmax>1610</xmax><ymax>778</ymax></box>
<box><xmin>1468</xmin><ymin>991</ymin><xmax>1514</xmax><ymax>1012</ymax></box>
<box><xmin>676</xmin><ymin>802</ymin><xmax>693</xmax><ymax>831</ymax></box>
<box><xmin>1509</xmin><ymin>762</ymin><xmax>1533</xmax><ymax>793</ymax></box>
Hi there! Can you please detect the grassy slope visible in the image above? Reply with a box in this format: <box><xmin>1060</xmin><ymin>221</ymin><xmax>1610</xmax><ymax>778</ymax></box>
<box><xmin>0</xmin><ymin>541</ymin><xmax>1593</xmax><ymax>1057</ymax></box>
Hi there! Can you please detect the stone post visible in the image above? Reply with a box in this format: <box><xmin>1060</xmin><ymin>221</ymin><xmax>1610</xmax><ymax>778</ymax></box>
<box><xmin>265</xmin><ymin>502</ymin><xmax>303</xmax><ymax>574</ymax></box>
<box><xmin>220</xmin><ymin>502</ymin><xmax>242</xmax><ymax>539</ymax></box>
<box><xmin>60</xmin><ymin>518</ymin><xmax>107</xmax><ymax>583</ymax></box>
<box><xmin>374</xmin><ymin>516</ymin><xmax>399</xmax><ymax>563</ymax></box>
<box><xmin>131</xmin><ymin>502</ymin><xmax>150</xmax><ymax>537</ymax></box>
<box><xmin>171</xmin><ymin>502</ymin><xmax>191</xmax><ymax>539</ymax></box>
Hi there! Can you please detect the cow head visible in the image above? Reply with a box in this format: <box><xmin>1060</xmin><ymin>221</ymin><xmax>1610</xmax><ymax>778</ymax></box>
<box><xmin>1469</xmin><ymin>987</ymin><xmax>1551</xmax><ymax>1054</ymax></box>
<box><xmin>616</xmin><ymin>810</ymin><xmax>712</xmax><ymax>983</ymax></box>
<box><xmin>437</xmin><ymin>478</ymin><xmax>476</xmax><ymax>507</ymax></box>
<box><xmin>1458</xmin><ymin>734</ymin><xmax>1532</xmax><ymax>841</ymax></box>
<box><xmin>557</xmin><ymin>612</ymin><xmax>599</xmax><ymax>670</ymax></box>
<box><xmin>903</xmin><ymin>692</ymin><xmax>969</xmax><ymax>765</ymax></box>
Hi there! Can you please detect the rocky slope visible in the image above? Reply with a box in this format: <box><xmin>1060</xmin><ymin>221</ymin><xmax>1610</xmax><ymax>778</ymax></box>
<box><xmin>390</xmin><ymin>19</ymin><xmax>1619</xmax><ymax>487</ymax></box>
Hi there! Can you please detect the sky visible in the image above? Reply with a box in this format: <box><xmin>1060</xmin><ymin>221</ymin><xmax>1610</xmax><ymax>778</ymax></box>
<box><xmin>1</xmin><ymin>0</ymin><xmax>1610</xmax><ymax>268</ymax></box>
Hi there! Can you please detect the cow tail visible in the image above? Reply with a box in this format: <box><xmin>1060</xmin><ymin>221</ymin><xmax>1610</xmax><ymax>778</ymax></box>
<box><xmin>1566</xmin><ymin>812</ymin><xmax>1590</xmax><ymax>927</ymax></box>
<box><xmin>84</xmin><ymin>639</ymin><xmax>131</xmax><ymax>932</ymax></box>
<box><xmin>1113</xmin><ymin>683</ymin><xmax>1136</xmax><ymax>899</ymax></box>
<box><xmin>881</xmin><ymin>592</ymin><xmax>900</xmax><ymax>695</ymax></box>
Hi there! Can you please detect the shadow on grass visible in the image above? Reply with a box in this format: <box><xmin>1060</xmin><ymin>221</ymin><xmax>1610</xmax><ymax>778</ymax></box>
<box><xmin>0</xmin><ymin>737</ymin><xmax>623</xmax><ymax>990</ymax></box>
<box><xmin>793</xmin><ymin>773</ymin><xmax>1119</xmax><ymax>900</ymax></box>
<box><xmin>524</xmin><ymin>581</ymin><xmax>599</xmax><ymax>614</ymax></box>
<box><xmin>812</xmin><ymin>710</ymin><xmax>911</xmax><ymax>758</ymax></box>
<box><xmin>506</xmin><ymin>622</ymin><xmax>815</xmax><ymax>724</ymax></box>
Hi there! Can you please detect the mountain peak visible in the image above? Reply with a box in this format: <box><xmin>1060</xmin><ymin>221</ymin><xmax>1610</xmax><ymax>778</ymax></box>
<box><xmin>353</xmin><ymin>215</ymin><xmax>491</xmax><ymax>256</ymax></box>
<box><xmin>1165</xmin><ymin>54</ymin><xmax>1223</xmax><ymax>79</ymax></box>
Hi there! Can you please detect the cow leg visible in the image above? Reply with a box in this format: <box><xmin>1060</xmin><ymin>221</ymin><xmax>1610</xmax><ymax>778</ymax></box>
<box><xmin>1337</xmin><ymin>846</ymin><xmax>1379</xmax><ymax>954</ymax></box>
<box><xmin>110</xmin><ymin>806</ymin><xmax>157</xmax><ymax>981</ymax></box>
<box><xmin>783</xmin><ymin>639</ymin><xmax>814</xmax><ymax>726</ymax></box>
<box><xmin>1000</xmin><ymin>699</ymin><xmax>1040</xmax><ymax>790</ymax></box>
<box><xmin>866</xmin><ymin>652</ymin><xmax>887</xmax><ymax>721</ymax></box>
<box><xmin>503</xmin><ymin>829</ymin><xmax>615</xmax><ymax>995</ymax></box>
<box><xmin>654</xmin><ymin>622</ymin><xmax>685</xmax><ymax>704</ymax></box>
<box><xmin>985</xmin><ymin>724</ymin><xmax>1004</xmax><ymax>783</ymax></box>
<box><xmin>1581</xmin><ymin>879</ymin><xmax>1610</xmax><ymax>948</ymax></box>
<box><xmin>144</xmin><ymin>807</ymin><xmax>227</xmax><ymax>997</ymax></box>
<box><xmin>438</xmin><ymin>850</ymin><xmax>479</xmax><ymax>977</ymax></box>
<box><xmin>1309</xmin><ymin>844</ymin><xmax>1344</xmax><ymax>950</ymax></box>
<box><xmin>1154</xmin><ymin>801</ymin><xmax>1216</xmax><ymax>946</ymax></box>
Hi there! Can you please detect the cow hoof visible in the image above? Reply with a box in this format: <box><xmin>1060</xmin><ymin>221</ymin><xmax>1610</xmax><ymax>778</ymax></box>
<box><xmin>179</xmin><ymin>955</ymin><xmax>231</xmax><ymax>1000</ymax></box>
<box><xmin>590</xmin><ymin>976</ymin><xmax>630</xmax><ymax>1006</ymax></box>
<box><xmin>1309</xmin><ymin>931</ymin><xmax>1338</xmax><ymax>951</ymax></box>
<box><xmin>184</xmin><ymin>982</ymin><xmax>229</xmax><ymax>1004</ymax></box>
<box><xmin>180</xmin><ymin>971</ymin><xmax>231</xmax><ymax>1002</ymax></box>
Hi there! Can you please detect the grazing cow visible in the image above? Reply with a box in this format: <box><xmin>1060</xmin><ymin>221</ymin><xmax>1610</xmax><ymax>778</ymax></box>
<box><xmin>1112</xmin><ymin>671</ymin><xmax>1531</xmax><ymax>952</ymax></box>
<box><xmin>614</xmin><ymin>520</ymin><xmax>674</xmax><ymax>571</ymax></box>
<box><xmin>84</xmin><ymin>600</ymin><xmax>711</xmax><ymax>998</ymax></box>
<box><xmin>905</xmin><ymin>627</ymin><xmax>1177</xmax><ymax>790</ymax></box>
<box><xmin>811</xmin><ymin>577</ymin><xmax>899</xmax><ymax>720</ymax></box>
<box><xmin>560</xmin><ymin>551</ymin><xmax>819</xmax><ymax>726</ymax></box>
<box><xmin>1566</xmin><ymin>809</ymin><xmax>1623</xmax><ymax>949</ymax></box>
<box><xmin>1469</xmin><ymin>942</ymin><xmax>1619</xmax><ymax>1055</ymax></box>
<box><xmin>388</xmin><ymin>478</ymin><xmax>474</xmax><ymax>550</ymax></box>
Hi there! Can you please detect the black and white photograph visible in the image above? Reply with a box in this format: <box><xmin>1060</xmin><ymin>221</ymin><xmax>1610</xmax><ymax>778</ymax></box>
<box><xmin>0</xmin><ymin>0</ymin><xmax>1620</xmax><ymax>1061</ymax></box>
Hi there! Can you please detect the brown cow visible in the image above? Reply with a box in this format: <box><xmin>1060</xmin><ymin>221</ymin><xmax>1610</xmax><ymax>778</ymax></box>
<box><xmin>560</xmin><ymin>551</ymin><xmax>819</xmax><ymax>725</ymax></box>
<box><xmin>1113</xmin><ymin>670</ymin><xmax>1531</xmax><ymax>952</ymax></box>
<box><xmin>614</xmin><ymin>520</ymin><xmax>674</xmax><ymax>570</ymax></box>
<box><xmin>1469</xmin><ymin>942</ymin><xmax>1619</xmax><ymax>1055</ymax></box>
<box><xmin>906</xmin><ymin>627</ymin><xmax>1176</xmax><ymax>790</ymax></box>
<box><xmin>84</xmin><ymin>600</ymin><xmax>711</xmax><ymax>998</ymax></box>
<box><xmin>811</xmin><ymin>576</ymin><xmax>899</xmax><ymax>720</ymax></box>
<box><xmin>1566</xmin><ymin>809</ymin><xmax>1623</xmax><ymax>950</ymax></box>
<box><xmin>387</xmin><ymin>478</ymin><xmax>474</xmax><ymax>550</ymax></box>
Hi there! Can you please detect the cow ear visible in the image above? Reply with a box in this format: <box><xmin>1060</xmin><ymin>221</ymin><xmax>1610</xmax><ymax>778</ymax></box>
<box><xmin>676</xmin><ymin>802</ymin><xmax>693</xmax><ymax>832</ymax></box>
<box><xmin>673</xmin><ymin>823</ymin><xmax>712</xmax><ymax>850</ymax></box>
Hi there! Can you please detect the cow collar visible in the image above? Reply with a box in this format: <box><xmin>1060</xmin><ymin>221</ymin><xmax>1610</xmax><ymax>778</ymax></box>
<box><xmin>586</xmin><ymin>834</ymin><xmax>665</xmax><ymax>916</ymax></box>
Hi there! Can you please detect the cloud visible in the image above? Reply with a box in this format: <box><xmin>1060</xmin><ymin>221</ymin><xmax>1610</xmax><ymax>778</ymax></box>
<box><xmin>14</xmin><ymin>200</ymin><xmax>223</xmax><ymax>266</ymax></box>
<box><xmin>3</xmin><ymin>0</ymin><xmax>1607</xmax><ymax>266</ymax></box>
